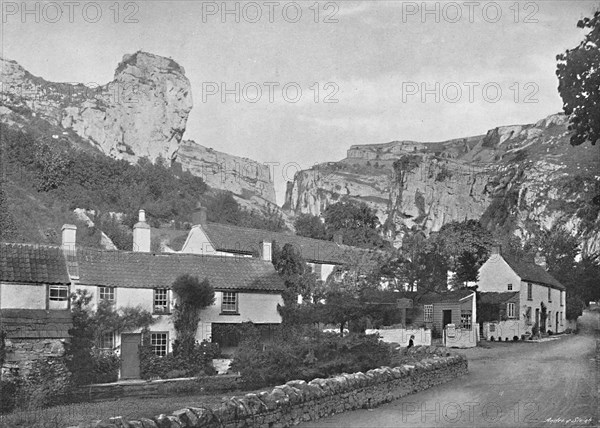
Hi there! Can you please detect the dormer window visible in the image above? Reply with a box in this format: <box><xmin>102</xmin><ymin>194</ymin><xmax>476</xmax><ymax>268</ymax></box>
<box><xmin>507</xmin><ymin>283</ymin><xmax>512</xmax><ymax>291</ymax></box>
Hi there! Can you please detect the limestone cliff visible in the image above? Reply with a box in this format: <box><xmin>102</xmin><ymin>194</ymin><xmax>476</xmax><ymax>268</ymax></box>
<box><xmin>1</xmin><ymin>52</ymin><xmax>192</xmax><ymax>162</ymax></box>
<box><xmin>0</xmin><ymin>53</ymin><xmax>278</xmax><ymax>205</ymax></box>
<box><xmin>174</xmin><ymin>140</ymin><xmax>277</xmax><ymax>204</ymax></box>
<box><xmin>284</xmin><ymin>114</ymin><xmax>600</xmax><ymax>256</ymax></box>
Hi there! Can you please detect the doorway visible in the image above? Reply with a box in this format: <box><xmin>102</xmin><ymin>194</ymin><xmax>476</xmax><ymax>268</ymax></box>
<box><xmin>120</xmin><ymin>333</ymin><xmax>141</xmax><ymax>379</ymax></box>
<box><xmin>442</xmin><ymin>310</ymin><xmax>452</xmax><ymax>329</ymax></box>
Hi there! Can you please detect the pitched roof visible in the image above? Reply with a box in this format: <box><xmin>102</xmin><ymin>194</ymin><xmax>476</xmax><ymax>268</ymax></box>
<box><xmin>0</xmin><ymin>243</ymin><xmax>70</xmax><ymax>285</ymax></box>
<box><xmin>76</xmin><ymin>249</ymin><xmax>285</xmax><ymax>292</ymax></box>
<box><xmin>0</xmin><ymin>309</ymin><xmax>72</xmax><ymax>338</ymax></box>
<box><xmin>479</xmin><ymin>292</ymin><xmax>519</xmax><ymax>305</ymax></box>
<box><xmin>417</xmin><ymin>289</ymin><xmax>475</xmax><ymax>304</ymax></box>
<box><xmin>200</xmin><ymin>222</ymin><xmax>374</xmax><ymax>265</ymax></box>
<box><xmin>502</xmin><ymin>255</ymin><xmax>565</xmax><ymax>290</ymax></box>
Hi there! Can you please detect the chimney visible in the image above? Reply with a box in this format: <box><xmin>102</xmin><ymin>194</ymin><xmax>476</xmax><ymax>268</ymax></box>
<box><xmin>491</xmin><ymin>245</ymin><xmax>501</xmax><ymax>255</ymax></box>
<box><xmin>534</xmin><ymin>252</ymin><xmax>547</xmax><ymax>269</ymax></box>
<box><xmin>259</xmin><ymin>241</ymin><xmax>272</xmax><ymax>262</ymax></box>
<box><xmin>192</xmin><ymin>203</ymin><xmax>208</xmax><ymax>226</ymax></box>
<box><xmin>333</xmin><ymin>232</ymin><xmax>343</xmax><ymax>245</ymax></box>
<box><xmin>133</xmin><ymin>210</ymin><xmax>151</xmax><ymax>252</ymax></box>
<box><xmin>61</xmin><ymin>224</ymin><xmax>77</xmax><ymax>254</ymax></box>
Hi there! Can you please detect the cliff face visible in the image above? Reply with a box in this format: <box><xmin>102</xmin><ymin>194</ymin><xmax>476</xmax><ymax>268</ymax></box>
<box><xmin>0</xmin><ymin>53</ymin><xmax>278</xmax><ymax>204</ymax></box>
<box><xmin>1</xmin><ymin>52</ymin><xmax>192</xmax><ymax>162</ymax></box>
<box><xmin>174</xmin><ymin>140</ymin><xmax>277</xmax><ymax>204</ymax></box>
<box><xmin>284</xmin><ymin>114</ymin><xmax>600</xmax><ymax>256</ymax></box>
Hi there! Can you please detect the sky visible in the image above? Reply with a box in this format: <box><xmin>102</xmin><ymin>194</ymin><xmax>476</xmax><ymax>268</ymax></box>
<box><xmin>1</xmin><ymin>0</ymin><xmax>597</xmax><ymax>204</ymax></box>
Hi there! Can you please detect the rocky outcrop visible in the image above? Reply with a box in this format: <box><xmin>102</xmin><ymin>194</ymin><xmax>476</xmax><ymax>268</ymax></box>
<box><xmin>284</xmin><ymin>114</ymin><xmax>600</xmax><ymax>256</ymax></box>
<box><xmin>174</xmin><ymin>140</ymin><xmax>276</xmax><ymax>204</ymax></box>
<box><xmin>1</xmin><ymin>51</ymin><xmax>192</xmax><ymax>163</ymax></box>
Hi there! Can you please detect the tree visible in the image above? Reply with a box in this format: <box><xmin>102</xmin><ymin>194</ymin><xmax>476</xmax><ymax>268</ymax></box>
<box><xmin>434</xmin><ymin>220</ymin><xmax>494</xmax><ymax>285</ymax></box>
<box><xmin>323</xmin><ymin>199</ymin><xmax>389</xmax><ymax>249</ymax></box>
<box><xmin>557</xmin><ymin>11</ymin><xmax>600</xmax><ymax>146</ymax></box>
<box><xmin>272</xmin><ymin>242</ymin><xmax>317</xmax><ymax>306</ymax></box>
<box><xmin>172</xmin><ymin>275</ymin><xmax>215</xmax><ymax>358</ymax></box>
<box><xmin>294</xmin><ymin>213</ymin><xmax>328</xmax><ymax>240</ymax></box>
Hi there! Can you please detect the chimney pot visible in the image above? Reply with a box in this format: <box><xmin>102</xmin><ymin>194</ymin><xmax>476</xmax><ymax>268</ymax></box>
<box><xmin>133</xmin><ymin>209</ymin><xmax>151</xmax><ymax>252</ymax></box>
<box><xmin>333</xmin><ymin>233</ymin><xmax>343</xmax><ymax>245</ymax></box>
<box><xmin>491</xmin><ymin>245</ymin><xmax>501</xmax><ymax>255</ymax></box>
<box><xmin>61</xmin><ymin>224</ymin><xmax>77</xmax><ymax>254</ymax></box>
<box><xmin>193</xmin><ymin>203</ymin><xmax>208</xmax><ymax>226</ymax></box>
<box><xmin>259</xmin><ymin>241</ymin><xmax>272</xmax><ymax>262</ymax></box>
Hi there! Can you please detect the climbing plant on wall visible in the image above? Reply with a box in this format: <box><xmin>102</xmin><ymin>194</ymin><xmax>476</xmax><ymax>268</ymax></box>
<box><xmin>171</xmin><ymin>274</ymin><xmax>215</xmax><ymax>359</ymax></box>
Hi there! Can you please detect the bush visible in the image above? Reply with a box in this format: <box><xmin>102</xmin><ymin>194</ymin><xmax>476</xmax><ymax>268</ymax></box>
<box><xmin>140</xmin><ymin>339</ymin><xmax>220</xmax><ymax>380</ymax></box>
<box><xmin>547</xmin><ymin>330</ymin><xmax>553</xmax><ymax>336</ymax></box>
<box><xmin>490</xmin><ymin>336</ymin><xmax>495</xmax><ymax>341</ymax></box>
<box><xmin>231</xmin><ymin>325</ymin><xmax>392</xmax><ymax>390</ymax></box>
<box><xmin>91</xmin><ymin>350</ymin><xmax>120</xmax><ymax>384</ymax></box>
<box><xmin>521</xmin><ymin>334</ymin><xmax>526</xmax><ymax>341</ymax></box>
<box><xmin>0</xmin><ymin>380</ymin><xmax>19</xmax><ymax>414</ymax></box>
<box><xmin>18</xmin><ymin>357</ymin><xmax>72</xmax><ymax>409</ymax></box>
<box><xmin>513</xmin><ymin>336</ymin><xmax>519</xmax><ymax>342</ymax></box>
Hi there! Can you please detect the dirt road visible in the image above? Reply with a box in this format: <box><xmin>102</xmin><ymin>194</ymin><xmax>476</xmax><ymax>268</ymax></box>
<box><xmin>301</xmin><ymin>311</ymin><xmax>599</xmax><ymax>427</ymax></box>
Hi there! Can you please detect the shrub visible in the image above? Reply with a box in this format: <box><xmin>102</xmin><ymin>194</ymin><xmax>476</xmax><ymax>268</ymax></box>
<box><xmin>232</xmin><ymin>325</ymin><xmax>392</xmax><ymax>390</ymax></box>
<box><xmin>0</xmin><ymin>380</ymin><xmax>19</xmax><ymax>414</ymax></box>
<box><xmin>91</xmin><ymin>349</ymin><xmax>120</xmax><ymax>384</ymax></box>
<box><xmin>490</xmin><ymin>336</ymin><xmax>495</xmax><ymax>341</ymax></box>
<box><xmin>547</xmin><ymin>330</ymin><xmax>553</xmax><ymax>336</ymax></box>
<box><xmin>18</xmin><ymin>357</ymin><xmax>72</xmax><ymax>409</ymax></box>
<box><xmin>513</xmin><ymin>336</ymin><xmax>519</xmax><ymax>342</ymax></box>
<box><xmin>521</xmin><ymin>334</ymin><xmax>526</xmax><ymax>341</ymax></box>
<box><xmin>140</xmin><ymin>337</ymin><xmax>219</xmax><ymax>380</ymax></box>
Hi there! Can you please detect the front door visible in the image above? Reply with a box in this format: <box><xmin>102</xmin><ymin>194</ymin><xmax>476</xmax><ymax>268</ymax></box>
<box><xmin>442</xmin><ymin>310</ymin><xmax>452</xmax><ymax>329</ymax></box>
<box><xmin>121</xmin><ymin>333</ymin><xmax>141</xmax><ymax>379</ymax></box>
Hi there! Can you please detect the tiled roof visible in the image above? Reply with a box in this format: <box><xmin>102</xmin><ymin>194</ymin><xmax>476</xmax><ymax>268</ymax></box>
<box><xmin>0</xmin><ymin>309</ymin><xmax>72</xmax><ymax>338</ymax></box>
<box><xmin>201</xmin><ymin>222</ymin><xmax>374</xmax><ymax>265</ymax></box>
<box><xmin>502</xmin><ymin>255</ymin><xmax>565</xmax><ymax>291</ymax></box>
<box><xmin>479</xmin><ymin>292</ymin><xmax>519</xmax><ymax>305</ymax></box>
<box><xmin>417</xmin><ymin>289</ymin><xmax>475</xmax><ymax>304</ymax></box>
<box><xmin>0</xmin><ymin>243</ymin><xmax>70</xmax><ymax>284</ymax></box>
<box><xmin>76</xmin><ymin>249</ymin><xmax>285</xmax><ymax>292</ymax></box>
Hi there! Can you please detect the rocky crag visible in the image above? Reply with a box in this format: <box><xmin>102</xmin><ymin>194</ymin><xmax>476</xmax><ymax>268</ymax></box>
<box><xmin>284</xmin><ymin>114</ymin><xmax>600</xmax><ymax>256</ymax></box>
<box><xmin>0</xmin><ymin>52</ymin><xmax>278</xmax><ymax>206</ymax></box>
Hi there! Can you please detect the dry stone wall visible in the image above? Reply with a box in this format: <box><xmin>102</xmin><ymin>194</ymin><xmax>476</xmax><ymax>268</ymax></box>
<box><xmin>94</xmin><ymin>350</ymin><xmax>467</xmax><ymax>428</ymax></box>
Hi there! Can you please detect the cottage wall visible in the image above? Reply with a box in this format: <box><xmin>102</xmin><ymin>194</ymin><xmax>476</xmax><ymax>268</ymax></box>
<box><xmin>74</xmin><ymin>285</ymin><xmax>283</xmax><ymax>352</ymax></box>
<box><xmin>0</xmin><ymin>282</ymin><xmax>46</xmax><ymax>309</ymax></box>
<box><xmin>478</xmin><ymin>257</ymin><xmax>521</xmax><ymax>293</ymax></box>
<box><xmin>519</xmin><ymin>281</ymin><xmax>566</xmax><ymax>335</ymax></box>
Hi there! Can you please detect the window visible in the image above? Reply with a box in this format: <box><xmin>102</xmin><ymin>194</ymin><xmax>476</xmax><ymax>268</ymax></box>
<box><xmin>99</xmin><ymin>286</ymin><xmax>115</xmax><ymax>303</ymax></box>
<box><xmin>49</xmin><ymin>285</ymin><xmax>69</xmax><ymax>301</ymax></box>
<box><xmin>221</xmin><ymin>292</ymin><xmax>238</xmax><ymax>314</ymax></box>
<box><xmin>333</xmin><ymin>270</ymin><xmax>343</xmax><ymax>282</ymax></box>
<box><xmin>48</xmin><ymin>285</ymin><xmax>69</xmax><ymax>309</ymax></box>
<box><xmin>525</xmin><ymin>307</ymin><xmax>532</xmax><ymax>325</ymax></box>
<box><xmin>507</xmin><ymin>303</ymin><xmax>516</xmax><ymax>318</ymax></box>
<box><xmin>560</xmin><ymin>291</ymin><xmax>564</xmax><ymax>307</ymax></box>
<box><xmin>153</xmin><ymin>289</ymin><xmax>169</xmax><ymax>314</ymax></box>
<box><xmin>98</xmin><ymin>331</ymin><xmax>114</xmax><ymax>350</ymax></box>
<box><xmin>424</xmin><ymin>305</ymin><xmax>433</xmax><ymax>323</ymax></box>
<box><xmin>527</xmin><ymin>283</ymin><xmax>532</xmax><ymax>300</ymax></box>
<box><xmin>548</xmin><ymin>311</ymin><xmax>552</xmax><ymax>327</ymax></box>
<box><xmin>560</xmin><ymin>312</ymin><xmax>563</xmax><ymax>326</ymax></box>
<box><xmin>151</xmin><ymin>332</ymin><xmax>168</xmax><ymax>356</ymax></box>
<box><xmin>507</xmin><ymin>283</ymin><xmax>513</xmax><ymax>291</ymax></box>
<box><xmin>548</xmin><ymin>287</ymin><xmax>552</xmax><ymax>302</ymax></box>
<box><xmin>460</xmin><ymin>311</ymin><xmax>472</xmax><ymax>329</ymax></box>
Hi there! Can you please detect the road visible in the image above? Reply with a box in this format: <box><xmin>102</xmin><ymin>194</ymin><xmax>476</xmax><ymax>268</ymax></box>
<box><xmin>301</xmin><ymin>311</ymin><xmax>599</xmax><ymax>427</ymax></box>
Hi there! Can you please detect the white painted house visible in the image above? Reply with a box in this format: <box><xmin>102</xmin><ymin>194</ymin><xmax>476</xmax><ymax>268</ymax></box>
<box><xmin>180</xmin><ymin>205</ymin><xmax>376</xmax><ymax>284</ymax></box>
<box><xmin>477</xmin><ymin>247</ymin><xmax>567</xmax><ymax>340</ymax></box>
